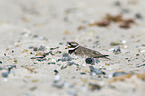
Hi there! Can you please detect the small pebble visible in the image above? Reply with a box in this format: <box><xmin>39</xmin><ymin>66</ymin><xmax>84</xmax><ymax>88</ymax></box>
<box><xmin>54</xmin><ymin>75</ymin><xmax>61</xmax><ymax>83</ymax></box>
<box><xmin>114</xmin><ymin>1</ymin><xmax>121</xmax><ymax>6</ymax></box>
<box><xmin>54</xmin><ymin>69</ymin><xmax>59</xmax><ymax>75</ymax></box>
<box><xmin>113</xmin><ymin>46</ymin><xmax>121</xmax><ymax>54</ymax></box>
<box><xmin>38</xmin><ymin>45</ymin><xmax>46</xmax><ymax>51</ymax></box>
<box><xmin>59</xmin><ymin>42</ymin><xmax>63</xmax><ymax>45</ymax></box>
<box><xmin>67</xmin><ymin>90</ymin><xmax>77</xmax><ymax>96</ymax></box>
<box><xmin>121</xmin><ymin>8</ymin><xmax>130</xmax><ymax>13</ymax></box>
<box><xmin>50</xmin><ymin>47</ymin><xmax>59</xmax><ymax>50</ymax></box>
<box><xmin>39</xmin><ymin>36</ymin><xmax>47</xmax><ymax>40</ymax></box>
<box><xmin>135</xmin><ymin>13</ymin><xmax>142</xmax><ymax>19</ymax></box>
<box><xmin>33</xmin><ymin>34</ymin><xmax>38</xmax><ymax>38</ymax></box>
<box><xmin>121</xmin><ymin>40</ymin><xmax>127</xmax><ymax>44</ymax></box>
<box><xmin>110</xmin><ymin>41</ymin><xmax>122</xmax><ymax>46</ymax></box>
<box><xmin>30</xmin><ymin>57</ymin><xmax>36</xmax><ymax>59</ymax></box>
<box><xmin>112</xmin><ymin>72</ymin><xmax>127</xmax><ymax>77</ymax></box>
<box><xmin>12</xmin><ymin>50</ymin><xmax>14</xmax><ymax>53</ymax></box>
<box><xmin>0</xmin><ymin>67</ymin><xmax>3</xmax><ymax>70</ymax></box>
<box><xmin>48</xmin><ymin>62</ymin><xmax>55</xmax><ymax>65</ymax></box>
<box><xmin>23</xmin><ymin>93</ymin><xmax>31</xmax><ymax>96</ymax></box>
<box><xmin>56</xmin><ymin>59</ymin><xmax>61</xmax><ymax>62</ymax></box>
<box><xmin>89</xmin><ymin>83</ymin><xmax>101</xmax><ymax>91</ymax></box>
<box><xmin>108</xmin><ymin>71</ymin><xmax>127</xmax><ymax>78</ymax></box>
<box><xmin>62</xmin><ymin>53</ymin><xmax>72</xmax><ymax>61</ymax></box>
<box><xmin>33</xmin><ymin>47</ymin><xmax>38</xmax><ymax>51</ymax></box>
<box><xmin>80</xmin><ymin>72</ymin><xmax>86</xmax><ymax>75</ymax></box>
<box><xmin>0</xmin><ymin>61</ymin><xmax>2</xmax><ymax>64</ymax></box>
<box><xmin>2</xmin><ymin>72</ymin><xmax>9</xmax><ymax>78</ymax></box>
<box><xmin>89</xmin><ymin>66</ymin><xmax>106</xmax><ymax>75</ymax></box>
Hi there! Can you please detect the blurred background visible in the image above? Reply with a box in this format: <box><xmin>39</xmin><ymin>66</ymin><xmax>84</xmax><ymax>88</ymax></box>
<box><xmin>0</xmin><ymin>0</ymin><xmax>144</xmax><ymax>48</ymax></box>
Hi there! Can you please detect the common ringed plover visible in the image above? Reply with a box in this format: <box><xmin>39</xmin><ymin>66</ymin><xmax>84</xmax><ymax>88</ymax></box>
<box><xmin>66</xmin><ymin>41</ymin><xmax>109</xmax><ymax>59</ymax></box>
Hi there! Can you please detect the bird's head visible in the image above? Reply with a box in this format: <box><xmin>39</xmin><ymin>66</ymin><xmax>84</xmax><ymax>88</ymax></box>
<box><xmin>65</xmin><ymin>41</ymin><xmax>80</xmax><ymax>50</ymax></box>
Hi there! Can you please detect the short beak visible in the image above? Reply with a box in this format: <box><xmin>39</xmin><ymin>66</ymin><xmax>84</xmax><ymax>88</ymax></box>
<box><xmin>65</xmin><ymin>46</ymin><xmax>69</xmax><ymax>49</ymax></box>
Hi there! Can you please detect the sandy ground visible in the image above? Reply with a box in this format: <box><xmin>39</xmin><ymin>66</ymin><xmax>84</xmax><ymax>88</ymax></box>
<box><xmin>0</xmin><ymin>0</ymin><xmax>145</xmax><ymax>96</ymax></box>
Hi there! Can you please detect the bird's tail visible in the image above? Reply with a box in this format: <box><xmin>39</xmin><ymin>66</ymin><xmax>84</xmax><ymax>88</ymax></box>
<box><xmin>95</xmin><ymin>55</ymin><xmax>110</xmax><ymax>60</ymax></box>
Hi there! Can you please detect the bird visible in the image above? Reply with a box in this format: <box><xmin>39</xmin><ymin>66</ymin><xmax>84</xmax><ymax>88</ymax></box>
<box><xmin>65</xmin><ymin>41</ymin><xmax>109</xmax><ymax>59</ymax></box>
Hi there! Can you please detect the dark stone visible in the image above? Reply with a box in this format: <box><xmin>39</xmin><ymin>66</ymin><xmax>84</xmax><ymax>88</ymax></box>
<box><xmin>59</xmin><ymin>42</ymin><xmax>63</xmax><ymax>45</ymax></box>
<box><xmin>80</xmin><ymin>72</ymin><xmax>86</xmax><ymax>75</ymax></box>
<box><xmin>2</xmin><ymin>72</ymin><xmax>9</xmax><ymax>78</ymax></box>
<box><xmin>33</xmin><ymin>47</ymin><xmax>38</xmax><ymax>51</ymax></box>
<box><xmin>54</xmin><ymin>69</ymin><xmax>59</xmax><ymax>75</ymax></box>
<box><xmin>4</xmin><ymin>53</ymin><xmax>6</xmax><ymax>56</ymax></box>
<box><xmin>128</xmin><ymin>60</ymin><xmax>131</xmax><ymax>62</ymax></box>
<box><xmin>50</xmin><ymin>47</ymin><xmax>59</xmax><ymax>50</ymax></box>
<box><xmin>85</xmin><ymin>58</ymin><xmax>95</xmax><ymax>65</ymax></box>
<box><xmin>0</xmin><ymin>61</ymin><xmax>2</xmax><ymax>64</ymax></box>
<box><xmin>12</xmin><ymin>50</ymin><xmax>14</xmax><ymax>53</ymax></box>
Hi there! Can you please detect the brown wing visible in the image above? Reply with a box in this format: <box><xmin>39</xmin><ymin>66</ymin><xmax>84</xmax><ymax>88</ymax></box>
<box><xmin>74</xmin><ymin>46</ymin><xmax>109</xmax><ymax>58</ymax></box>
<box><xmin>90</xmin><ymin>50</ymin><xmax>104</xmax><ymax>57</ymax></box>
<box><xmin>74</xmin><ymin>46</ymin><xmax>86</xmax><ymax>56</ymax></box>
<box><xmin>82</xmin><ymin>47</ymin><xmax>108</xmax><ymax>58</ymax></box>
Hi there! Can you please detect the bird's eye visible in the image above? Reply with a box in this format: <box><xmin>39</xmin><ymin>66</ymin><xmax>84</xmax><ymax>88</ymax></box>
<box><xmin>68</xmin><ymin>43</ymin><xmax>71</xmax><ymax>45</ymax></box>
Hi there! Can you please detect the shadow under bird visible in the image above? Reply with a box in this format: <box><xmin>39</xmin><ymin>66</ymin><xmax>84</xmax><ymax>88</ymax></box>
<box><xmin>65</xmin><ymin>41</ymin><xmax>109</xmax><ymax>59</ymax></box>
